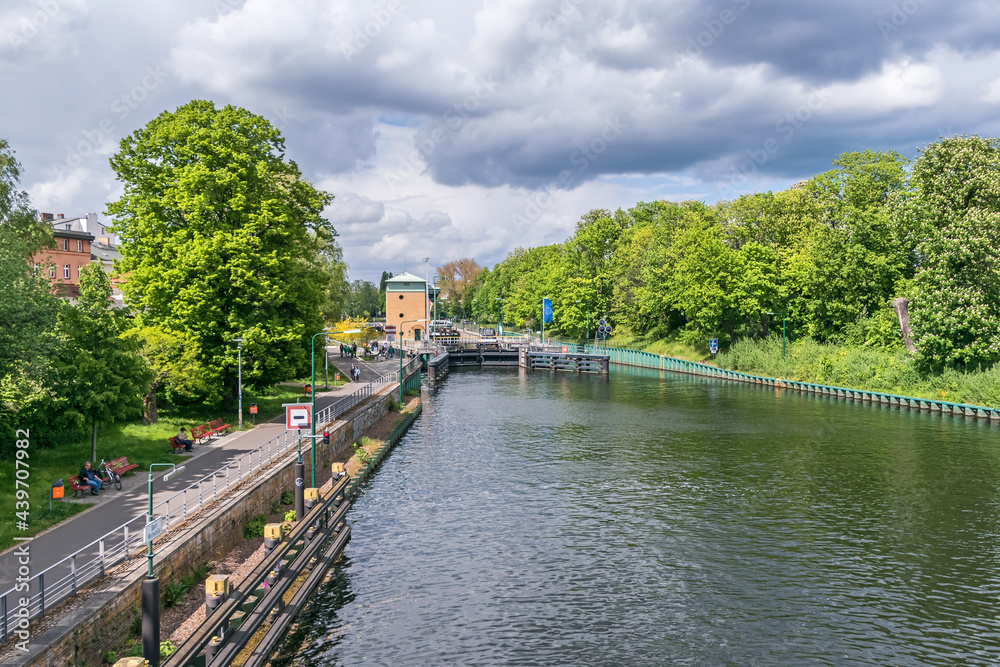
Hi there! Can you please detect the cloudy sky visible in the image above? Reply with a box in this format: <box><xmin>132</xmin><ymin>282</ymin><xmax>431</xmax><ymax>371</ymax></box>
<box><xmin>3</xmin><ymin>0</ymin><xmax>999</xmax><ymax>282</ymax></box>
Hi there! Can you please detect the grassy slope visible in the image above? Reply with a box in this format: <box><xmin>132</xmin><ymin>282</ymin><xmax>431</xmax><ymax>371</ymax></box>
<box><xmin>608</xmin><ymin>333</ymin><xmax>1000</xmax><ymax>409</ymax></box>
<box><xmin>0</xmin><ymin>385</ymin><xmax>301</xmax><ymax>551</ymax></box>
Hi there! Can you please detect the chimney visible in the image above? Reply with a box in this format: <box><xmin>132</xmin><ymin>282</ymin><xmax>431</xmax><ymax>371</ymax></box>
<box><xmin>40</xmin><ymin>212</ymin><xmax>53</xmax><ymax>221</ymax></box>
<box><xmin>56</xmin><ymin>214</ymin><xmax>64</xmax><ymax>219</ymax></box>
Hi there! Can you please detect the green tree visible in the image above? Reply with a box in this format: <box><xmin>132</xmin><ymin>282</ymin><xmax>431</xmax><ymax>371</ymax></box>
<box><xmin>107</xmin><ymin>101</ymin><xmax>337</xmax><ymax>404</ymax></box>
<box><xmin>128</xmin><ymin>326</ymin><xmax>211</xmax><ymax>424</ymax></box>
<box><xmin>52</xmin><ymin>265</ymin><xmax>150</xmax><ymax>460</ymax></box>
<box><xmin>899</xmin><ymin>136</ymin><xmax>1000</xmax><ymax>369</ymax></box>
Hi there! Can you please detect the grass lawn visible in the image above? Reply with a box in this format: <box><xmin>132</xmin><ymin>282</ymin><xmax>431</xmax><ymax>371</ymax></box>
<box><xmin>0</xmin><ymin>384</ymin><xmax>301</xmax><ymax>552</ymax></box>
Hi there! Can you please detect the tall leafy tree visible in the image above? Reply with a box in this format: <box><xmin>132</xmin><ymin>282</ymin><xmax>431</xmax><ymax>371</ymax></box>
<box><xmin>898</xmin><ymin>136</ymin><xmax>1000</xmax><ymax>369</ymax></box>
<box><xmin>436</xmin><ymin>258</ymin><xmax>483</xmax><ymax>319</ymax></box>
<box><xmin>107</xmin><ymin>101</ymin><xmax>337</xmax><ymax>404</ymax></box>
<box><xmin>52</xmin><ymin>265</ymin><xmax>150</xmax><ymax>460</ymax></box>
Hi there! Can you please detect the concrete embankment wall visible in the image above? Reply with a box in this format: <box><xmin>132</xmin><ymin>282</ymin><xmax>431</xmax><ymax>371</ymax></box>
<box><xmin>8</xmin><ymin>373</ymin><xmax>418</xmax><ymax>667</ymax></box>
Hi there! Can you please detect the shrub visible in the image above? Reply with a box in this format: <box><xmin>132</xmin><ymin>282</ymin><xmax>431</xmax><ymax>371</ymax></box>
<box><xmin>161</xmin><ymin>581</ymin><xmax>187</xmax><ymax>608</ymax></box>
<box><xmin>244</xmin><ymin>513</ymin><xmax>268</xmax><ymax>539</ymax></box>
<box><xmin>283</xmin><ymin>509</ymin><xmax>296</xmax><ymax>522</ymax></box>
<box><xmin>353</xmin><ymin>441</ymin><xmax>371</xmax><ymax>465</ymax></box>
<box><xmin>280</xmin><ymin>489</ymin><xmax>294</xmax><ymax>505</ymax></box>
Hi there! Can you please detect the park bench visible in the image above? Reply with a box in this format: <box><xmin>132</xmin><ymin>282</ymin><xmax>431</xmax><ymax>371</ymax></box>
<box><xmin>68</xmin><ymin>476</ymin><xmax>92</xmax><ymax>498</ymax></box>
<box><xmin>109</xmin><ymin>456</ymin><xmax>138</xmax><ymax>476</ymax></box>
<box><xmin>207</xmin><ymin>418</ymin><xmax>231</xmax><ymax>437</ymax></box>
<box><xmin>169</xmin><ymin>437</ymin><xmax>187</xmax><ymax>453</ymax></box>
<box><xmin>191</xmin><ymin>424</ymin><xmax>211</xmax><ymax>443</ymax></box>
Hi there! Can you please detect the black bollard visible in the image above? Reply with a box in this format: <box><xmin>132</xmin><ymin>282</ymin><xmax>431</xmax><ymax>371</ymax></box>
<box><xmin>142</xmin><ymin>577</ymin><xmax>160</xmax><ymax>666</ymax></box>
<box><xmin>294</xmin><ymin>459</ymin><xmax>305</xmax><ymax>521</ymax></box>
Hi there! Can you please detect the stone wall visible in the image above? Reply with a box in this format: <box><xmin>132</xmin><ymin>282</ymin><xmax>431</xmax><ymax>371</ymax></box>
<box><xmin>6</xmin><ymin>373</ymin><xmax>416</xmax><ymax>667</ymax></box>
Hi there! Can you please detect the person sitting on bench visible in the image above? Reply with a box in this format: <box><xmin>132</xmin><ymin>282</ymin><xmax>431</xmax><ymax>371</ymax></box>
<box><xmin>176</xmin><ymin>428</ymin><xmax>194</xmax><ymax>452</ymax></box>
<box><xmin>79</xmin><ymin>461</ymin><xmax>104</xmax><ymax>496</ymax></box>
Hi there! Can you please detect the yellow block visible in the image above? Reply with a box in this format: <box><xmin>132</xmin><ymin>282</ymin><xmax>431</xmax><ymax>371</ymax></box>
<box><xmin>206</xmin><ymin>574</ymin><xmax>231</xmax><ymax>596</ymax></box>
<box><xmin>114</xmin><ymin>658</ymin><xmax>149</xmax><ymax>667</ymax></box>
<box><xmin>304</xmin><ymin>488</ymin><xmax>319</xmax><ymax>501</ymax></box>
<box><xmin>331</xmin><ymin>462</ymin><xmax>345</xmax><ymax>475</ymax></box>
<box><xmin>264</xmin><ymin>523</ymin><xmax>283</xmax><ymax>540</ymax></box>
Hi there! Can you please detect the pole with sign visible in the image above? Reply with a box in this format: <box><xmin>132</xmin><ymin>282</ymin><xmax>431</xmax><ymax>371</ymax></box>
<box><xmin>709</xmin><ymin>338</ymin><xmax>718</xmax><ymax>359</ymax></box>
<box><xmin>284</xmin><ymin>403</ymin><xmax>311</xmax><ymax>519</ymax></box>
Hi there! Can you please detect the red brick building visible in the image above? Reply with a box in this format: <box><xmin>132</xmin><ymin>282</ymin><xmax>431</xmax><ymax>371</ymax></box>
<box><xmin>33</xmin><ymin>220</ymin><xmax>94</xmax><ymax>299</ymax></box>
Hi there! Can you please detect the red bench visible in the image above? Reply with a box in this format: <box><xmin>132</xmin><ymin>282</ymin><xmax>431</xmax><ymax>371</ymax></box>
<box><xmin>208</xmin><ymin>418</ymin><xmax>231</xmax><ymax>436</ymax></box>
<box><xmin>169</xmin><ymin>437</ymin><xmax>187</xmax><ymax>453</ymax></box>
<box><xmin>68</xmin><ymin>476</ymin><xmax>92</xmax><ymax>498</ymax></box>
<box><xmin>109</xmin><ymin>456</ymin><xmax>138</xmax><ymax>476</ymax></box>
<box><xmin>191</xmin><ymin>424</ymin><xmax>211</xmax><ymax>443</ymax></box>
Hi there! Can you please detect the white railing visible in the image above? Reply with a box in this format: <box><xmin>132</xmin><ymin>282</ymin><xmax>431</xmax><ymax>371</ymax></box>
<box><xmin>0</xmin><ymin>360</ymin><xmax>424</xmax><ymax>642</ymax></box>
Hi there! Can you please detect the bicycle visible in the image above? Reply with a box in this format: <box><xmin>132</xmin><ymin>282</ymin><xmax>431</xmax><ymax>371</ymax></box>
<box><xmin>98</xmin><ymin>458</ymin><xmax>122</xmax><ymax>491</ymax></box>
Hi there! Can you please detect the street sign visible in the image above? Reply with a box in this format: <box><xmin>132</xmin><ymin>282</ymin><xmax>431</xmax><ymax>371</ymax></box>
<box><xmin>384</xmin><ymin>325</ymin><xmax>397</xmax><ymax>335</ymax></box>
<box><xmin>709</xmin><ymin>338</ymin><xmax>718</xmax><ymax>354</ymax></box>
<box><xmin>387</xmin><ymin>333</ymin><xmax>395</xmax><ymax>342</ymax></box>
<box><xmin>284</xmin><ymin>404</ymin><xmax>311</xmax><ymax>430</ymax></box>
<box><xmin>143</xmin><ymin>516</ymin><xmax>164</xmax><ymax>544</ymax></box>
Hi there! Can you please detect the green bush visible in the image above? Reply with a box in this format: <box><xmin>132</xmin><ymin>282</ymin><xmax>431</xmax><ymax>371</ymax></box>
<box><xmin>161</xmin><ymin>581</ymin><xmax>187</xmax><ymax>608</ymax></box>
<box><xmin>353</xmin><ymin>441</ymin><xmax>371</xmax><ymax>465</ymax></box>
<box><xmin>283</xmin><ymin>509</ymin><xmax>296</xmax><ymax>522</ymax></box>
<box><xmin>280</xmin><ymin>489</ymin><xmax>294</xmax><ymax>505</ymax></box>
<box><xmin>244</xmin><ymin>513</ymin><xmax>268</xmax><ymax>539</ymax></box>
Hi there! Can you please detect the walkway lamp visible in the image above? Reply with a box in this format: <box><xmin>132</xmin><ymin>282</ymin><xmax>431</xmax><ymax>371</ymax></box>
<box><xmin>233</xmin><ymin>338</ymin><xmax>244</xmax><ymax>429</ymax></box>
<box><xmin>143</xmin><ymin>463</ymin><xmax>184</xmax><ymax>666</ymax></box>
<box><xmin>311</xmin><ymin>328</ymin><xmax>360</xmax><ymax>487</ymax></box>
<box><xmin>766</xmin><ymin>311</ymin><xmax>786</xmax><ymax>359</ymax></box>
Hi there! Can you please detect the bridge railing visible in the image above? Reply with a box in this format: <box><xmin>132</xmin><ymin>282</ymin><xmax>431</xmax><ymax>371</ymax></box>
<box><xmin>0</xmin><ymin>363</ymin><xmax>422</xmax><ymax>643</ymax></box>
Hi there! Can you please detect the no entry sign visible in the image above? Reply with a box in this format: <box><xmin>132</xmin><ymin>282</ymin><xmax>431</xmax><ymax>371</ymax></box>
<box><xmin>284</xmin><ymin>404</ymin><xmax>311</xmax><ymax>430</ymax></box>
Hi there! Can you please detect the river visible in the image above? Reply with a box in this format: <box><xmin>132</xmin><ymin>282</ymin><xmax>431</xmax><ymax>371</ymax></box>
<box><xmin>273</xmin><ymin>366</ymin><xmax>1000</xmax><ymax>665</ymax></box>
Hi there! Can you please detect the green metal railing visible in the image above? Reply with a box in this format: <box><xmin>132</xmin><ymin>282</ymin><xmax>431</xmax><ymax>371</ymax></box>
<box><xmin>586</xmin><ymin>344</ymin><xmax>1000</xmax><ymax>421</ymax></box>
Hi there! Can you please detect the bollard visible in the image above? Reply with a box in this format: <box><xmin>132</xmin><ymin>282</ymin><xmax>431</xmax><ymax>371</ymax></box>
<box><xmin>114</xmin><ymin>658</ymin><xmax>149</xmax><ymax>667</ymax></box>
<box><xmin>294</xmin><ymin>460</ymin><xmax>305</xmax><ymax>522</ymax></box>
<box><xmin>331</xmin><ymin>462</ymin><xmax>346</xmax><ymax>478</ymax></box>
<box><xmin>304</xmin><ymin>556</ymin><xmax>317</xmax><ymax>574</ymax></box>
<box><xmin>205</xmin><ymin>574</ymin><xmax>231</xmax><ymax>613</ymax></box>
<box><xmin>265</xmin><ymin>569</ymin><xmax>279</xmax><ymax>587</ymax></box>
<box><xmin>306</xmin><ymin>525</ymin><xmax>317</xmax><ymax>541</ymax></box>
<box><xmin>205</xmin><ymin>635</ymin><xmax>222</xmax><ymax>664</ymax></box>
<box><xmin>264</xmin><ymin>523</ymin><xmax>284</xmax><ymax>553</ymax></box>
<box><xmin>304</xmin><ymin>487</ymin><xmax>319</xmax><ymax>510</ymax></box>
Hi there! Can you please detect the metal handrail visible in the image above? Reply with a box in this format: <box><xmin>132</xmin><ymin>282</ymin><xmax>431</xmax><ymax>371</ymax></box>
<box><xmin>0</xmin><ymin>363</ymin><xmax>422</xmax><ymax>642</ymax></box>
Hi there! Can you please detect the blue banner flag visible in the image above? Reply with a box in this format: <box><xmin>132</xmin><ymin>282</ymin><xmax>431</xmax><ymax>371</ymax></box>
<box><xmin>543</xmin><ymin>298</ymin><xmax>553</xmax><ymax>324</ymax></box>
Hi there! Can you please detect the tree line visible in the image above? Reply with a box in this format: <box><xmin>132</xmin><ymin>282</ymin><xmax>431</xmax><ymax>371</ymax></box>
<box><xmin>0</xmin><ymin>101</ymin><xmax>351</xmax><ymax>455</ymax></box>
<box><xmin>465</xmin><ymin>137</ymin><xmax>1000</xmax><ymax>373</ymax></box>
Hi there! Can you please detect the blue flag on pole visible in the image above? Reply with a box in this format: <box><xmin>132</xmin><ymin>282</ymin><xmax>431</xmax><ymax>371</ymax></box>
<box><xmin>543</xmin><ymin>298</ymin><xmax>553</xmax><ymax>324</ymax></box>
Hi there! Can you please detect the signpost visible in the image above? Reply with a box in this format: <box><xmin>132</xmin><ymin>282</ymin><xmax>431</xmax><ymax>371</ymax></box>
<box><xmin>143</xmin><ymin>516</ymin><xmax>164</xmax><ymax>544</ymax></box>
<box><xmin>709</xmin><ymin>338</ymin><xmax>718</xmax><ymax>359</ymax></box>
<box><xmin>284</xmin><ymin>403</ymin><xmax>311</xmax><ymax>520</ymax></box>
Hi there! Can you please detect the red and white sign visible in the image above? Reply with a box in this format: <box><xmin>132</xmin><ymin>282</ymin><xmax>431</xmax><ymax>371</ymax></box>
<box><xmin>285</xmin><ymin>404</ymin><xmax>311</xmax><ymax>430</ymax></box>
<box><xmin>562</xmin><ymin>346</ymin><xmax>569</xmax><ymax>353</ymax></box>
<box><xmin>384</xmin><ymin>325</ymin><xmax>397</xmax><ymax>335</ymax></box>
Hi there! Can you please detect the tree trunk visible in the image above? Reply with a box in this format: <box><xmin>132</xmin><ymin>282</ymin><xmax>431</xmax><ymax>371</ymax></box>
<box><xmin>892</xmin><ymin>297</ymin><xmax>917</xmax><ymax>353</ymax></box>
<box><xmin>760</xmin><ymin>313</ymin><xmax>769</xmax><ymax>338</ymax></box>
<box><xmin>91</xmin><ymin>421</ymin><xmax>97</xmax><ymax>462</ymax></box>
<box><xmin>143</xmin><ymin>386</ymin><xmax>158</xmax><ymax>425</ymax></box>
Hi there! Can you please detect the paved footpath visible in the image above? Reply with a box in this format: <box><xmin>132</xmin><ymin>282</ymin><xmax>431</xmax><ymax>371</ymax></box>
<box><xmin>0</xmin><ymin>356</ymin><xmax>402</xmax><ymax>594</ymax></box>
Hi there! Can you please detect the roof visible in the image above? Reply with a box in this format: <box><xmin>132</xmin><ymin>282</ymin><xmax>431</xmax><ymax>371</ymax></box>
<box><xmin>90</xmin><ymin>241</ymin><xmax>121</xmax><ymax>263</ymax></box>
<box><xmin>384</xmin><ymin>271</ymin><xmax>425</xmax><ymax>284</ymax></box>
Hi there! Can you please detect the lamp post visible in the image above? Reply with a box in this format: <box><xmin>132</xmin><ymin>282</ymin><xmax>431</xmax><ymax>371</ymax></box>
<box><xmin>311</xmin><ymin>328</ymin><xmax>359</xmax><ymax>488</ymax></box>
<box><xmin>233</xmin><ymin>338</ymin><xmax>244</xmax><ymax>430</ymax></box>
<box><xmin>496</xmin><ymin>297</ymin><xmax>505</xmax><ymax>334</ymax></box>
<box><xmin>399</xmin><ymin>319</ymin><xmax>425</xmax><ymax>403</ymax></box>
<box><xmin>767</xmin><ymin>311</ymin><xmax>786</xmax><ymax>359</ymax></box>
<box><xmin>143</xmin><ymin>463</ymin><xmax>185</xmax><ymax>666</ymax></box>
